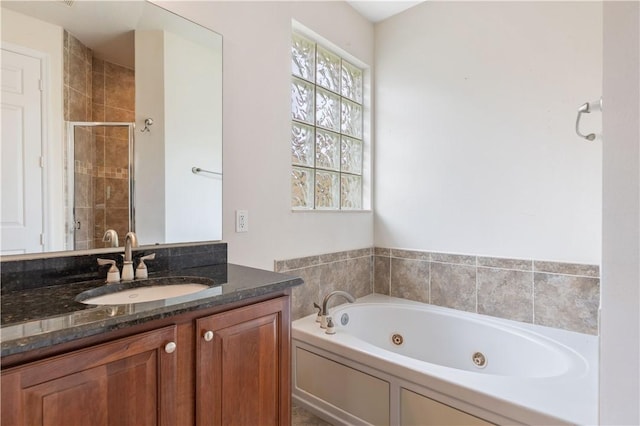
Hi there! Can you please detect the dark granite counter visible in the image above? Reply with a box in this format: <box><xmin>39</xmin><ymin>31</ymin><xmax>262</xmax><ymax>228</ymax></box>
<box><xmin>1</xmin><ymin>263</ymin><xmax>303</xmax><ymax>358</ymax></box>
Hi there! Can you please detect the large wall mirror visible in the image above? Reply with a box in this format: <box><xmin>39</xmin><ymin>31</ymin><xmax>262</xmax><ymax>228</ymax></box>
<box><xmin>1</xmin><ymin>0</ymin><xmax>223</xmax><ymax>256</ymax></box>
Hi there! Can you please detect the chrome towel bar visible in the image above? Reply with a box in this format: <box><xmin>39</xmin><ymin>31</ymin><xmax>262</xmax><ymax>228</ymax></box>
<box><xmin>192</xmin><ymin>166</ymin><xmax>222</xmax><ymax>176</ymax></box>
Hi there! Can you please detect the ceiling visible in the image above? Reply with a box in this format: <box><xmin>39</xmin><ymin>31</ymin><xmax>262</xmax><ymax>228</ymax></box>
<box><xmin>346</xmin><ymin>1</ymin><xmax>425</xmax><ymax>23</ymax></box>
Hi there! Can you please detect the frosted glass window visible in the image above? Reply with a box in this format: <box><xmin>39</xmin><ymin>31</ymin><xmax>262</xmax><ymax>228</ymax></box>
<box><xmin>292</xmin><ymin>122</ymin><xmax>315</xmax><ymax>167</ymax></box>
<box><xmin>341</xmin><ymin>174</ymin><xmax>362</xmax><ymax>210</ymax></box>
<box><xmin>292</xmin><ymin>167</ymin><xmax>314</xmax><ymax>209</ymax></box>
<box><xmin>316</xmin><ymin>170</ymin><xmax>340</xmax><ymax>209</ymax></box>
<box><xmin>341</xmin><ymin>136</ymin><xmax>362</xmax><ymax>174</ymax></box>
<box><xmin>316</xmin><ymin>88</ymin><xmax>341</xmax><ymax>132</ymax></box>
<box><xmin>316</xmin><ymin>129</ymin><xmax>340</xmax><ymax>171</ymax></box>
<box><xmin>291</xmin><ymin>32</ymin><xmax>365</xmax><ymax>210</ymax></box>
<box><xmin>317</xmin><ymin>46</ymin><xmax>341</xmax><ymax>93</ymax></box>
<box><xmin>341</xmin><ymin>99</ymin><xmax>362</xmax><ymax>139</ymax></box>
<box><xmin>341</xmin><ymin>60</ymin><xmax>363</xmax><ymax>103</ymax></box>
<box><xmin>292</xmin><ymin>78</ymin><xmax>315</xmax><ymax>124</ymax></box>
<box><xmin>292</xmin><ymin>33</ymin><xmax>315</xmax><ymax>82</ymax></box>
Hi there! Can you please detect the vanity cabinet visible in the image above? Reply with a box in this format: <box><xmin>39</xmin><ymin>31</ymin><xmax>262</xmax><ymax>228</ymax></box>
<box><xmin>1</xmin><ymin>295</ymin><xmax>291</xmax><ymax>426</ymax></box>
<box><xmin>1</xmin><ymin>326</ymin><xmax>178</xmax><ymax>426</ymax></box>
<box><xmin>195</xmin><ymin>297</ymin><xmax>290</xmax><ymax>426</ymax></box>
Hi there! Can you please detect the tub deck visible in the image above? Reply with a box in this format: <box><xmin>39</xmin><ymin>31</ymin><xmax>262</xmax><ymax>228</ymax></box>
<box><xmin>292</xmin><ymin>294</ymin><xmax>598</xmax><ymax>425</ymax></box>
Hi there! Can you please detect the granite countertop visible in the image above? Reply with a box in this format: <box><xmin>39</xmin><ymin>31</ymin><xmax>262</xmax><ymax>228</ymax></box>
<box><xmin>0</xmin><ymin>263</ymin><xmax>303</xmax><ymax>358</ymax></box>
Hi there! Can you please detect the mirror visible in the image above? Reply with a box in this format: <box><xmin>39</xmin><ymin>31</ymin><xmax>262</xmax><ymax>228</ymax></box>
<box><xmin>1</xmin><ymin>0</ymin><xmax>222</xmax><ymax>256</ymax></box>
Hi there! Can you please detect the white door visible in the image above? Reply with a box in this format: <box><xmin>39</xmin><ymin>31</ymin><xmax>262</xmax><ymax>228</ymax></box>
<box><xmin>1</xmin><ymin>47</ymin><xmax>45</xmax><ymax>254</ymax></box>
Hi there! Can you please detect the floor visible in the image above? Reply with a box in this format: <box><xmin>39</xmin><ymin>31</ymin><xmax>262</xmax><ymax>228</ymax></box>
<box><xmin>292</xmin><ymin>402</ymin><xmax>333</xmax><ymax>426</ymax></box>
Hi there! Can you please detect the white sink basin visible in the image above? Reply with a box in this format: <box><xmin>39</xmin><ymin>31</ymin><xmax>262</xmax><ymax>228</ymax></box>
<box><xmin>76</xmin><ymin>276</ymin><xmax>216</xmax><ymax>305</ymax></box>
<box><xmin>81</xmin><ymin>284</ymin><xmax>209</xmax><ymax>305</ymax></box>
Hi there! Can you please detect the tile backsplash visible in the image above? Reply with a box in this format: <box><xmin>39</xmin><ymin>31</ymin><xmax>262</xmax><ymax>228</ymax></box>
<box><xmin>279</xmin><ymin>247</ymin><xmax>600</xmax><ymax>335</ymax></box>
<box><xmin>1</xmin><ymin>242</ymin><xmax>227</xmax><ymax>294</ymax></box>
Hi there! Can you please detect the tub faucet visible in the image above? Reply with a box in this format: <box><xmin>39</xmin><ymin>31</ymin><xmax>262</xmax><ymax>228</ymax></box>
<box><xmin>122</xmin><ymin>232</ymin><xmax>138</xmax><ymax>281</ymax></box>
<box><xmin>102</xmin><ymin>229</ymin><xmax>119</xmax><ymax>247</ymax></box>
<box><xmin>320</xmin><ymin>290</ymin><xmax>356</xmax><ymax>328</ymax></box>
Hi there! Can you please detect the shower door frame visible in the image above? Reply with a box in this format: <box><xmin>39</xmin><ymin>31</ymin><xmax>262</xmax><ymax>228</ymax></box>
<box><xmin>65</xmin><ymin>121</ymin><xmax>135</xmax><ymax>250</ymax></box>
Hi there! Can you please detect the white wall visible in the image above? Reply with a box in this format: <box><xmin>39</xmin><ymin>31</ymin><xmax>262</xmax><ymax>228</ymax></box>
<box><xmin>155</xmin><ymin>1</ymin><xmax>375</xmax><ymax>269</ymax></box>
<box><xmin>135</xmin><ymin>29</ymin><xmax>222</xmax><ymax>245</ymax></box>
<box><xmin>164</xmin><ymin>30</ymin><xmax>222</xmax><ymax>243</ymax></box>
<box><xmin>374</xmin><ymin>2</ymin><xmax>602</xmax><ymax>264</ymax></box>
<box><xmin>600</xmin><ymin>2</ymin><xmax>640</xmax><ymax>424</ymax></box>
<box><xmin>1</xmin><ymin>9</ymin><xmax>65</xmax><ymax>252</ymax></box>
<box><xmin>135</xmin><ymin>30</ymin><xmax>167</xmax><ymax>246</ymax></box>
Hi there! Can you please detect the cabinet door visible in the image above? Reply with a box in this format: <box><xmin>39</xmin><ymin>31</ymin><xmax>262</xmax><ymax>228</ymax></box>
<box><xmin>1</xmin><ymin>326</ymin><xmax>178</xmax><ymax>426</ymax></box>
<box><xmin>196</xmin><ymin>297</ymin><xmax>290</xmax><ymax>426</ymax></box>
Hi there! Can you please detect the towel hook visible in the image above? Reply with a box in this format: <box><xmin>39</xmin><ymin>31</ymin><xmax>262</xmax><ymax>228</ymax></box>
<box><xmin>140</xmin><ymin>118</ymin><xmax>154</xmax><ymax>133</ymax></box>
<box><xmin>575</xmin><ymin>98</ymin><xmax>602</xmax><ymax>141</ymax></box>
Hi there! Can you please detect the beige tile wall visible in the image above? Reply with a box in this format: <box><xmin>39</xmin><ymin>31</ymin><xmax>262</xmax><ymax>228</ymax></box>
<box><xmin>280</xmin><ymin>247</ymin><xmax>600</xmax><ymax>334</ymax></box>
<box><xmin>64</xmin><ymin>31</ymin><xmax>134</xmax><ymax>250</ymax></box>
<box><xmin>91</xmin><ymin>59</ymin><xmax>134</xmax><ymax>248</ymax></box>
<box><xmin>275</xmin><ymin>248</ymin><xmax>373</xmax><ymax>321</ymax></box>
<box><xmin>65</xmin><ymin>32</ymin><xmax>94</xmax><ymax>250</ymax></box>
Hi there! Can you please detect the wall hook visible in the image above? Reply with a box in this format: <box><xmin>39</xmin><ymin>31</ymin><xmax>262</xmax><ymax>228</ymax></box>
<box><xmin>575</xmin><ymin>97</ymin><xmax>602</xmax><ymax>141</ymax></box>
<box><xmin>140</xmin><ymin>118</ymin><xmax>154</xmax><ymax>132</ymax></box>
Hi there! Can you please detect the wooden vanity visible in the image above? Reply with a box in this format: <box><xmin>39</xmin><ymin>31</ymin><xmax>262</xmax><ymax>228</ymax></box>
<box><xmin>1</xmin><ymin>261</ymin><xmax>302</xmax><ymax>426</ymax></box>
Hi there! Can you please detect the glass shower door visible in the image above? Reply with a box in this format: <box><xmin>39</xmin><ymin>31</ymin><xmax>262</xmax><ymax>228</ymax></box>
<box><xmin>67</xmin><ymin>122</ymin><xmax>134</xmax><ymax>250</ymax></box>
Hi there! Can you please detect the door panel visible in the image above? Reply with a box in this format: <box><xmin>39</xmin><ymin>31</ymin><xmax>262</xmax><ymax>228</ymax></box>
<box><xmin>1</xmin><ymin>47</ymin><xmax>44</xmax><ymax>254</ymax></box>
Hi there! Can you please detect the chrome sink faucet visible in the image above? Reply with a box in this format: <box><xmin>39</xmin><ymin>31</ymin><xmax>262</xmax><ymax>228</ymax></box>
<box><xmin>320</xmin><ymin>290</ymin><xmax>356</xmax><ymax>329</ymax></box>
<box><xmin>122</xmin><ymin>231</ymin><xmax>138</xmax><ymax>281</ymax></box>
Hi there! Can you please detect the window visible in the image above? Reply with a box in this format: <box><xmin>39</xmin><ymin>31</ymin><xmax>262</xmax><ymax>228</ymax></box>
<box><xmin>291</xmin><ymin>32</ymin><xmax>365</xmax><ymax>210</ymax></box>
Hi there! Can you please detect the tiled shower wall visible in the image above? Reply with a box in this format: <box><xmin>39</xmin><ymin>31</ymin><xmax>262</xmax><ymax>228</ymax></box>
<box><xmin>65</xmin><ymin>31</ymin><xmax>93</xmax><ymax>250</ymax></box>
<box><xmin>90</xmin><ymin>57</ymin><xmax>134</xmax><ymax>248</ymax></box>
<box><xmin>64</xmin><ymin>31</ymin><xmax>134</xmax><ymax>250</ymax></box>
<box><xmin>277</xmin><ymin>247</ymin><xmax>600</xmax><ymax>335</ymax></box>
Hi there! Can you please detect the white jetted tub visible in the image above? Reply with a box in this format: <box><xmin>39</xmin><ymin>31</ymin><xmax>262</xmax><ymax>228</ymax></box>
<box><xmin>292</xmin><ymin>294</ymin><xmax>597</xmax><ymax>425</ymax></box>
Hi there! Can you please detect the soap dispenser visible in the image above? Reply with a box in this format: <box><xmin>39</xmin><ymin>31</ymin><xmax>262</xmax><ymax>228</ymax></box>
<box><xmin>135</xmin><ymin>253</ymin><xmax>156</xmax><ymax>279</ymax></box>
<box><xmin>97</xmin><ymin>258</ymin><xmax>120</xmax><ymax>283</ymax></box>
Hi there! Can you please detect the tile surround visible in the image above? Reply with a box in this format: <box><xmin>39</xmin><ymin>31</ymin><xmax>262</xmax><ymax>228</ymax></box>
<box><xmin>275</xmin><ymin>248</ymin><xmax>373</xmax><ymax>321</ymax></box>
<box><xmin>389</xmin><ymin>258</ymin><xmax>429</xmax><ymax>304</ymax></box>
<box><xmin>280</xmin><ymin>247</ymin><xmax>600</xmax><ymax>334</ymax></box>
<box><xmin>477</xmin><ymin>268</ymin><xmax>533</xmax><ymax>323</ymax></box>
<box><xmin>430</xmin><ymin>262</ymin><xmax>476</xmax><ymax>312</ymax></box>
<box><xmin>534</xmin><ymin>272</ymin><xmax>600</xmax><ymax>334</ymax></box>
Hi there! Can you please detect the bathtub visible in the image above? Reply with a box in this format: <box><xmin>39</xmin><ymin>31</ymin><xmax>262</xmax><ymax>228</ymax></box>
<box><xmin>292</xmin><ymin>294</ymin><xmax>597</xmax><ymax>425</ymax></box>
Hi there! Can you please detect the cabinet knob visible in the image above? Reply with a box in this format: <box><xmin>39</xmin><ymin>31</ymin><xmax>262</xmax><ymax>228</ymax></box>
<box><xmin>164</xmin><ymin>342</ymin><xmax>177</xmax><ymax>354</ymax></box>
<box><xmin>203</xmin><ymin>330</ymin><xmax>214</xmax><ymax>342</ymax></box>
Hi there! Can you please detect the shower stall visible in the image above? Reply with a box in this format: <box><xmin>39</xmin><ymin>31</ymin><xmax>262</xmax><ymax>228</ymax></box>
<box><xmin>66</xmin><ymin>121</ymin><xmax>135</xmax><ymax>251</ymax></box>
